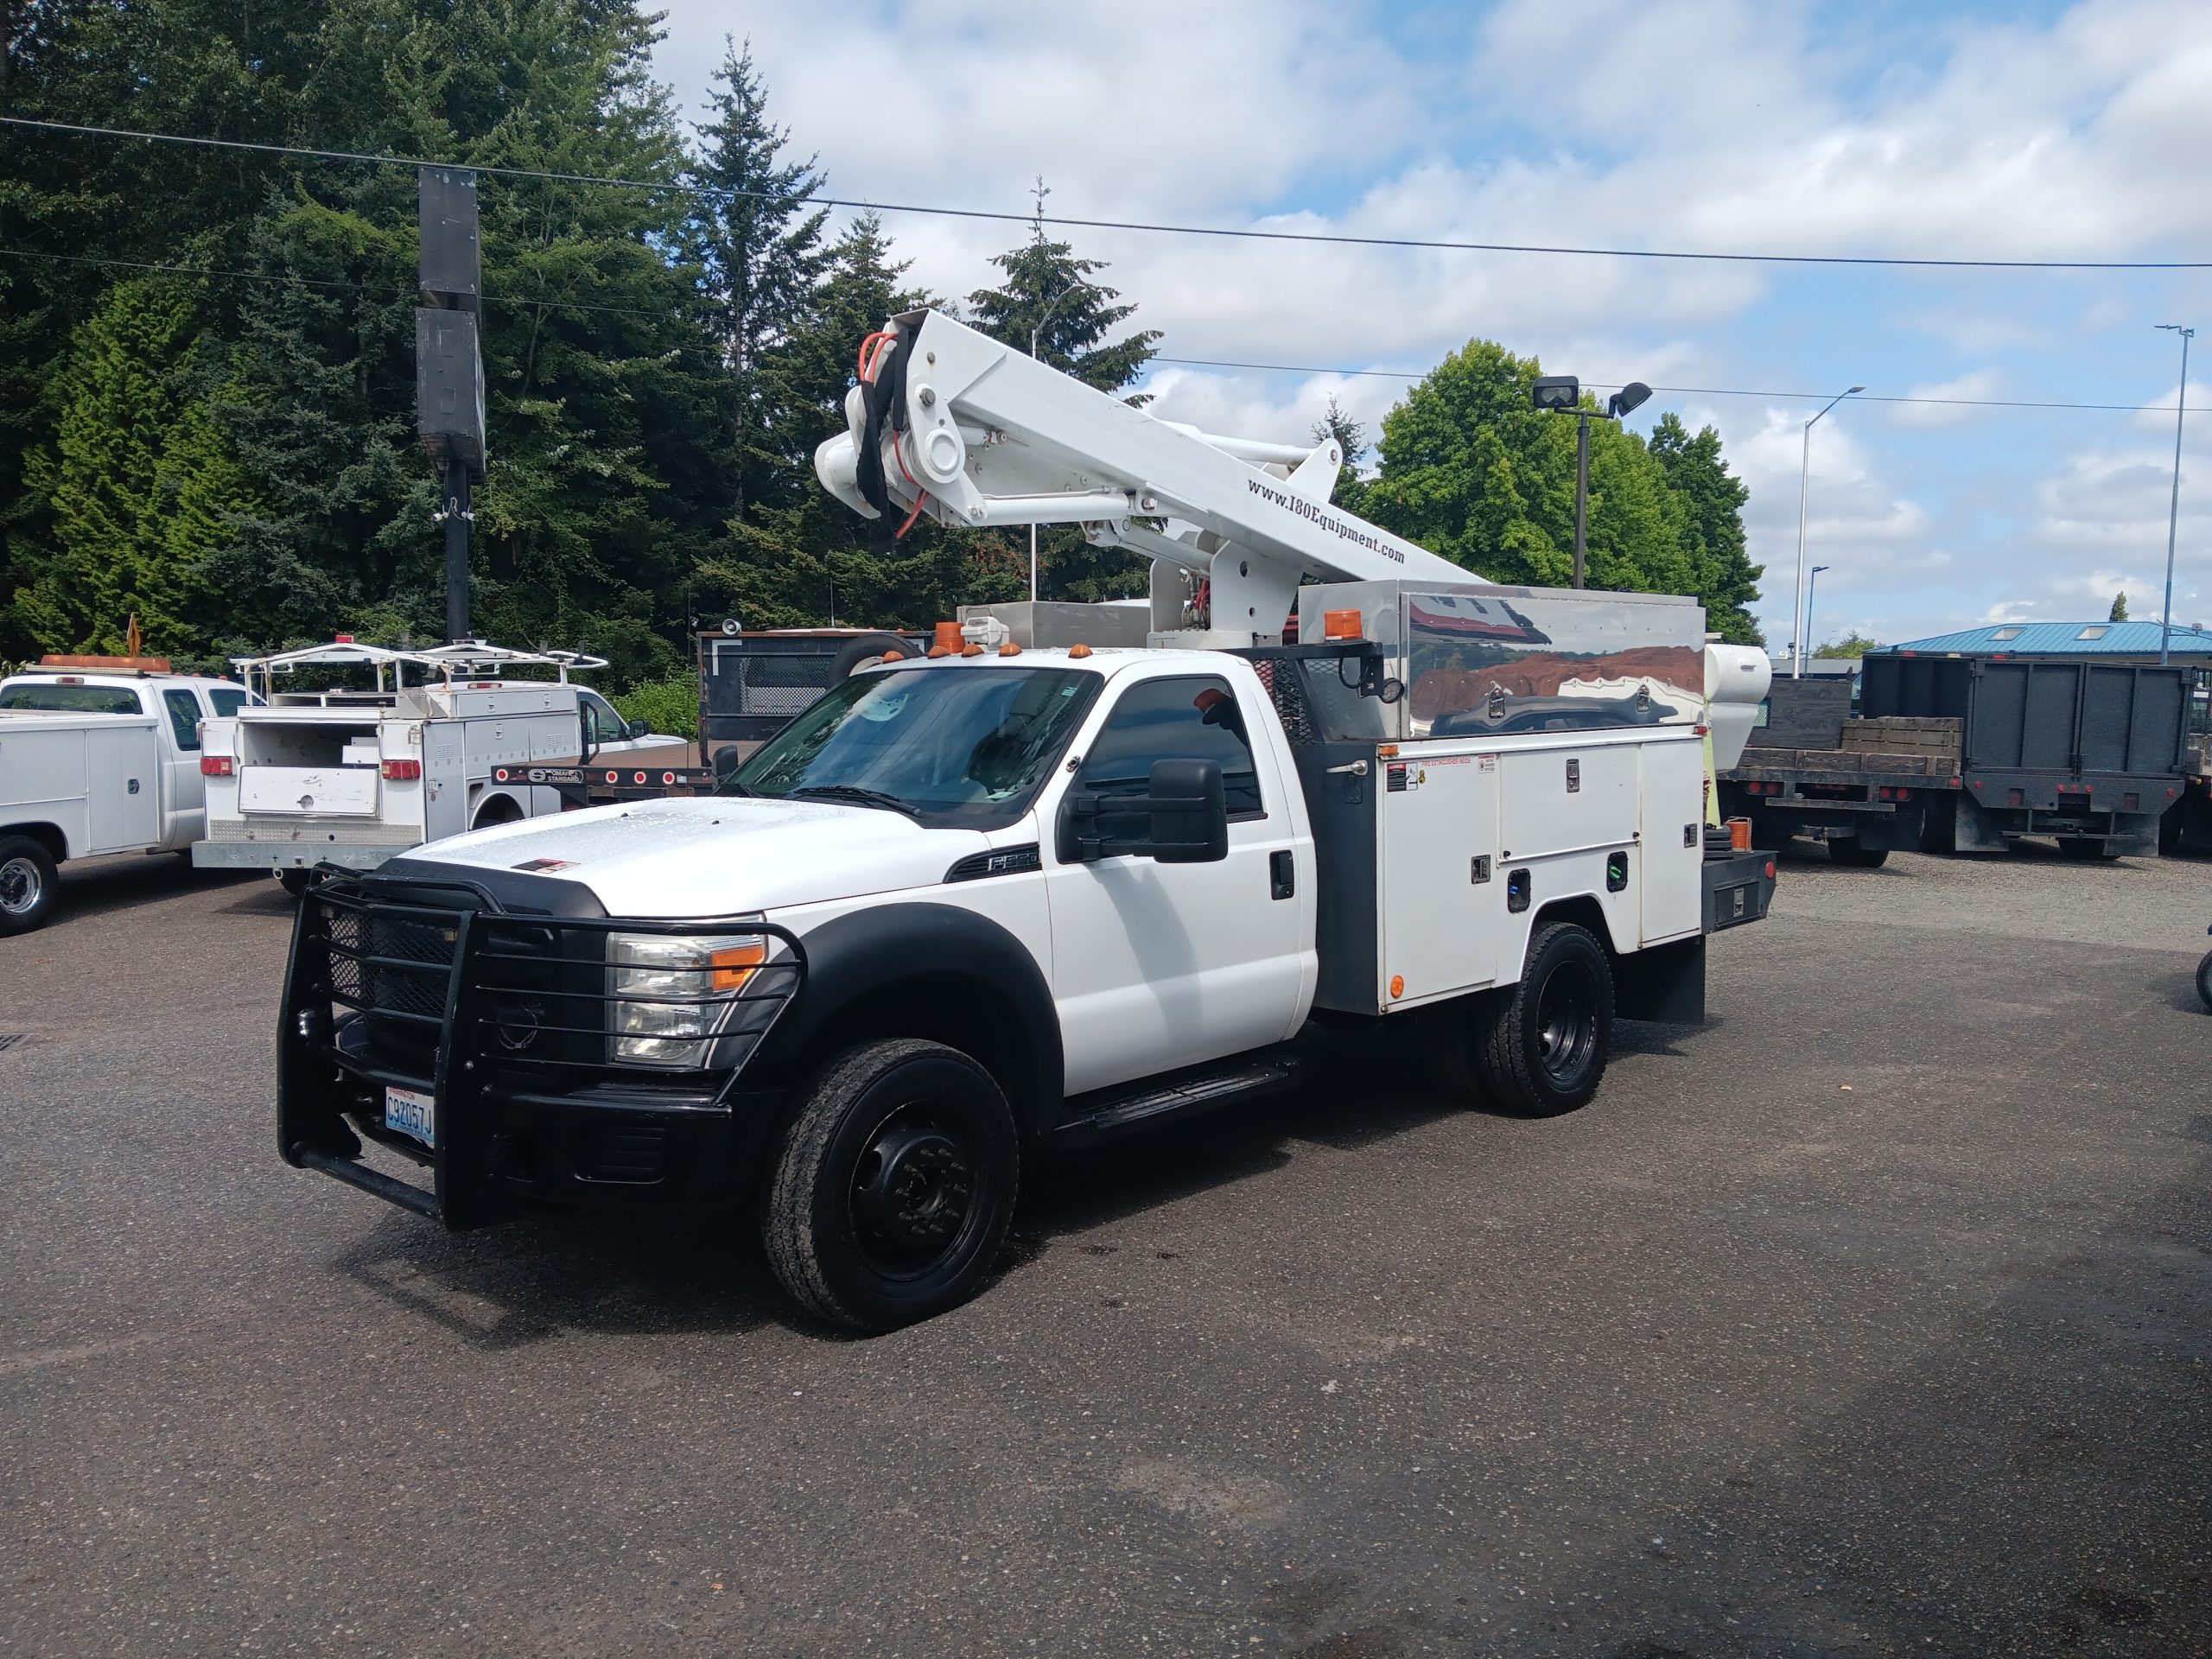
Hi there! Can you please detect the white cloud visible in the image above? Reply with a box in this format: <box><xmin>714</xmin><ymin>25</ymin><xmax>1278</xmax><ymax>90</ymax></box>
<box><xmin>1890</xmin><ymin>369</ymin><xmax>2002</xmax><ymax>427</ymax></box>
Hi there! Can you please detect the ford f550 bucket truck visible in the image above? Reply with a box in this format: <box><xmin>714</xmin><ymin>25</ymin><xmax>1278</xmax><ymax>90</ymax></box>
<box><xmin>276</xmin><ymin>309</ymin><xmax>1777</xmax><ymax>1331</ymax></box>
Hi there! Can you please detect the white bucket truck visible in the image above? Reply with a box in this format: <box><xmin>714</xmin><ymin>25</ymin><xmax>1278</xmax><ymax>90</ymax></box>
<box><xmin>0</xmin><ymin>657</ymin><xmax>255</xmax><ymax>933</ymax></box>
<box><xmin>194</xmin><ymin>641</ymin><xmax>676</xmax><ymax>892</ymax></box>
<box><xmin>273</xmin><ymin>310</ymin><xmax>1775</xmax><ymax>1331</ymax></box>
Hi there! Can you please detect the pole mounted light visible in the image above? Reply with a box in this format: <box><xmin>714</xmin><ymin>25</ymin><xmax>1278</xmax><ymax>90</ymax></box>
<box><xmin>1806</xmin><ymin>564</ymin><xmax>1831</xmax><ymax>659</ymax></box>
<box><xmin>1791</xmin><ymin>385</ymin><xmax>1863</xmax><ymax>678</ymax></box>
<box><xmin>2156</xmin><ymin>324</ymin><xmax>2194</xmax><ymax>666</ymax></box>
<box><xmin>1027</xmin><ymin>279</ymin><xmax>1102</xmax><ymax>602</ymax></box>
<box><xmin>1532</xmin><ymin>376</ymin><xmax>1651</xmax><ymax>588</ymax></box>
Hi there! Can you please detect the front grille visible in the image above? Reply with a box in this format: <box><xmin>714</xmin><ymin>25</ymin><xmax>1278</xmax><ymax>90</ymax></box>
<box><xmin>302</xmin><ymin>875</ymin><xmax>804</xmax><ymax>1091</ymax></box>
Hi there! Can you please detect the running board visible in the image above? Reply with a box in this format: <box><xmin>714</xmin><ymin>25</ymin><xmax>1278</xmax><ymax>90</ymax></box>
<box><xmin>1051</xmin><ymin>1054</ymin><xmax>1303</xmax><ymax>1148</ymax></box>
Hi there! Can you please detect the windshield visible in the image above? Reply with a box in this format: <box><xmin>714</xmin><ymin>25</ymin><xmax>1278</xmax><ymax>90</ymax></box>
<box><xmin>0</xmin><ymin>682</ymin><xmax>143</xmax><ymax>715</ymax></box>
<box><xmin>727</xmin><ymin>664</ymin><xmax>1099</xmax><ymax>828</ymax></box>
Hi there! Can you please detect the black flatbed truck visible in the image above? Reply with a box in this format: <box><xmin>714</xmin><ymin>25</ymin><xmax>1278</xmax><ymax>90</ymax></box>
<box><xmin>1721</xmin><ymin>655</ymin><xmax>2188</xmax><ymax>864</ymax></box>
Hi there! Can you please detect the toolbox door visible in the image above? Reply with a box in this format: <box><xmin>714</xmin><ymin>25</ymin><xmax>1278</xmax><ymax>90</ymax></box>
<box><xmin>1376</xmin><ymin>747</ymin><xmax>1500</xmax><ymax>1007</ymax></box>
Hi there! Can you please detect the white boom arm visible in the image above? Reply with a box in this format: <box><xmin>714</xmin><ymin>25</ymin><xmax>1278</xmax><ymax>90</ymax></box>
<box><xmin>815</xmin><ymin>308</ymin><xmax>1479</xmax><ymax>646</ymax></box>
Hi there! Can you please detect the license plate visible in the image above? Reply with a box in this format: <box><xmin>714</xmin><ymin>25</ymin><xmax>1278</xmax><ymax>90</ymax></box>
<box><xmin>384</xmin><ymin>1085</ymin><xmax>436</xmax><ymax>1147</ymax></box>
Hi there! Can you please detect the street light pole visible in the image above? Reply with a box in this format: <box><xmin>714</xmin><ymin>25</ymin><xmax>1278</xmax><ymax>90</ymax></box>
<box><xmin>1792</xmin><ymin>385</ymin><xmax>1863</xmax><ymax>679</ymax></box>
<box><xmin>1573</xmin><ymin>413</ymin><xmax>1591</xmax><ymax>588</ymax></box>
<box><xmin>2156</xmin><ymin>324</ymin><xmax>2194</xmax><ymax>666</ymax></box>
<box><xmin>1028</xmin><ymin>279</ymin><xmax>1099</xmax><ymax>602</ymax></box>
<box><xmin>1805</xmin><ymin>564</ymin><xmax>1830</xmax><ymax>660</ymax></box>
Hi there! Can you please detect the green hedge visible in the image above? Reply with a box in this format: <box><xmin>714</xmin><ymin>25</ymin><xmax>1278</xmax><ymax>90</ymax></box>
<box><xmin>613</xmin><ymin>672</ymin><xmax>700</xmax><ymax>741</ymax></box>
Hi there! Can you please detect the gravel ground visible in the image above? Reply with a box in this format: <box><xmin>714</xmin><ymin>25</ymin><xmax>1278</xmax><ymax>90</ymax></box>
<box><xmin>1773</xmin><ymin>837</ymin><xmax>2212</xmax><ymax>955</ymax></box>
<box><xmin>2</xmin><ymin>845</ymin><xmax>2208</xmax><ymax>1657</ymax></box>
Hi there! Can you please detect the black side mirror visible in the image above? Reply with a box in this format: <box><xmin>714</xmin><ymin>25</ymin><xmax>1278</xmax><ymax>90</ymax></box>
<box><xmin>712</xmin><ymin>746</ymin><xmax>741</xmax><ymax>779</ymax></box>
<box><xmin>626</xmin><ymin>718</ymin><xmax>648</xmax><ymax>740</ymax></box>
<box><xmin>1058</xmin><ymin>758</ymin><xmax>1229</xmax><ymax>863</ymax></box>
<box><xmin>1143</xmin><ymin>758</ymin><xmax>1229</xmax><ymax>863</ymax></box>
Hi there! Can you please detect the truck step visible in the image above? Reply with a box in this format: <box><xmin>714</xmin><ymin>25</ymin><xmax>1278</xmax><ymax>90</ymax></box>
<box><xmin>1053</xmin><ymin>1055</ymin><xmax>1305</xmax><ymax>1147</ymax></box>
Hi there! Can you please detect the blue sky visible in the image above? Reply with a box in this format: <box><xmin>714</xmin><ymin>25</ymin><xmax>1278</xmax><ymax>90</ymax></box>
<box><xmin>651</xmin><ymin>0</ymin><xmax>2212</xmax><ymax>650</ymax></box>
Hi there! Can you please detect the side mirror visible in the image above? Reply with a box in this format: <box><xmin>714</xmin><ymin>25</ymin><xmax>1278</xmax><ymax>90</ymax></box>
<box><xmin>1143</xmin><ymin>758</ymin><xmax>1229</xmax><ymax>863</ymax></box>
<box><xmin>1058</xmin><ymin>758</ymin><xmax>1229</xmax><ymax>863</ymax></box>
<box><xmin>626</xmin><ymin>718</ymin><xmax>648</xmax><ymax>740</ymax></box>
<box><xmin>712</xmin><ymin>746</ymin><xmax>742</xmax><ymax>779</ymax></box>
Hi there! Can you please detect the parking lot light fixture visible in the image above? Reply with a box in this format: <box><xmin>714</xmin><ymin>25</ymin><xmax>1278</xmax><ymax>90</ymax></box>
<box><xmin>1792</xmin><ymin>386</ymin><xmax>1863</xmax><ymax>678</ymax></box>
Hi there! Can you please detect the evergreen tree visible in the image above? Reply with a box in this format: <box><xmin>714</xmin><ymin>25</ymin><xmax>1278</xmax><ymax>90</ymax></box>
<box><xmin>8</xmin><ymin>277</ymin><xmax>217</xmax><ymax>652</ymax></box>
<box><xmin>1312</xmin><ymin>394</ymin><xmax>1368</xmax><ymax>505</ymax></box>
<box><xmin>685</xmin><ymin>40</ymin><xmax>830</xmax><ymax>531</ymax></box>
<box><xmin>963</xmin><ymin>182</ymin><xmax>1160</xmax><ymax>601</ymax></box>
<box><xmin>2109</xmin><ymin>591</ymin><xmax>2129</xmax><ymax>621</ymax></box>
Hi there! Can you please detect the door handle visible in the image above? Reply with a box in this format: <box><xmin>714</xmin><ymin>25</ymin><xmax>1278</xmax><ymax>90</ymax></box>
<box><xmin>1270</xmin><ymin>849</ymin><xmax>1295</xmax><ymax>900</ymax></box>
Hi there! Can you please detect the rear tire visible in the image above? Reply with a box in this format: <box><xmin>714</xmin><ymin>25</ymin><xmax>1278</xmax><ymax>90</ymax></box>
<box><xmin>0</xmin><ymin>836</ymin><xmax>60</xmax><ymax>936</ymax></box>
<box><xmin>761</xmin><ymin>1038</ymin><xmax>1019</xmax><ymax>1332</ymax></box>
<box><xmin>1828</xmin><ymin>838</ymin><xmax>1889</xmax><ymax>868</ymax></box>
<box><xmin>830</xmin><ymin>632</ymin><xmax>915</xmax><ymax>680</ymax></box>
<box><xmin>2197</xmin><ymin>951</ymin><xmax>2212</xmax><ymax>1014</ymax></box>
<box><xmin>2056</xmin><ymin>836</ymin><xmax>2115</xmax><ymax>861</ymax></box>
<box><xmin>1472</xmin><ymin>922</ymin><xmax>1614</xmax><ymax>1117</ymax></box>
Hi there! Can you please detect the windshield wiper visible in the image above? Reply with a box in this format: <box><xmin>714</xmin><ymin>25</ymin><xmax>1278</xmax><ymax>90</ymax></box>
<box><xmin>786</xmin><ymin>784</ymin><xmax>922</xmax><ymax>819</ymax></box>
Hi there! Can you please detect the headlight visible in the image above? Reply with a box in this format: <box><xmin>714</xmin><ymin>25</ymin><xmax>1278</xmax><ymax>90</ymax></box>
<box><xmin>607</xmin><ymin>931</ymin><xmax>770</xmax><ymax>1066</ymax></box>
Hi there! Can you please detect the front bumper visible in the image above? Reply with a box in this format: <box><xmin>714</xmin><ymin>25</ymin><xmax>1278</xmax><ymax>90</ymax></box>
<box><xmin>277</xmin><ymin>869</ymin><xmax>804</xmax><ymax>1228</ymax></box>
<box><xmin>195</xmin><ymin>834</ymin><xmax>411</xmax><ymax>872</ymax></box>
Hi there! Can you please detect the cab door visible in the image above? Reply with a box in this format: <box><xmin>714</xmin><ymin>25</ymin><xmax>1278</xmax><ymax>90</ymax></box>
<box><xmin>1041</xmin><ymin>671</ymin><xmax>1306</xmax><ymax>1097</ymax></box>
<box><xmin>157</xmin><ymin>688</ymin><xmax>210</xmax><ymax>846</ymax></box>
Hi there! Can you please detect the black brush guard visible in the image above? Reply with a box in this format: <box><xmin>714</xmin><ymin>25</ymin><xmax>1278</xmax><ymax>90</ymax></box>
<box><xmin>278</xmin><ymin>869</ymin><xmax>804</xmax><ymax>1228</ymax></box>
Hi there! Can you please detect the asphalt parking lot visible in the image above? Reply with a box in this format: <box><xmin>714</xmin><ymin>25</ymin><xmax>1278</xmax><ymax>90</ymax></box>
<box><xmin>3</xmin><ymin>844</ymin><xmax>2208</xmax><ymax>1657</ymax></box>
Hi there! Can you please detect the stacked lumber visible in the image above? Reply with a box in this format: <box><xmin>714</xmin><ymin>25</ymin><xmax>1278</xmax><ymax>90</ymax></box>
<box><xmin>1838</xmin><ymin>716</ymin><xmax>1962</xmax><ymax>761</ymax></box>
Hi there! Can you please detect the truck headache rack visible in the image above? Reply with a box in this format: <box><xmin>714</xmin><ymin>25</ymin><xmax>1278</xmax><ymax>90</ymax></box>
<box><xmin>278</xmin><ymin>870</ymin><xmax>804</xmax><ymax>1226</ymax></box>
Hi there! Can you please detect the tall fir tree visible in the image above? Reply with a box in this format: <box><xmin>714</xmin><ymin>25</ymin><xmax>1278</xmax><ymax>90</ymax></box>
<box><xmin>962</xmin><ymin>181</ymin><xmax>1161</xmax><ymax>601</ymax></box>
<box><xmin>685</xmin><ymin>41</ymin><xmax>830</xmax><ymax>532</ymax></box>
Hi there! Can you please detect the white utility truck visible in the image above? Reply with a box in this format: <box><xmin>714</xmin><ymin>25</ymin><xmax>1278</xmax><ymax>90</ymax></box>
<box><xmin>276</xmin><ymin>309</ymin><xmax>1776</xmax><ymax>1332</ymax></box>
<box><xmin>194</xmin><ymin>641</ymin><xmax>677</xmax><ymax>893</ymax></box>
<box><xmin>0</xmin><ymin>658</ymin><xmax>254</xmax><ymax>934</ymax></box>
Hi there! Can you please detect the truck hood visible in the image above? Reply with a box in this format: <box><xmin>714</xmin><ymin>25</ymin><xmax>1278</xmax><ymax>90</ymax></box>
<box><xmin>396</xmin><ymin>796</ymin><xmax>989</xmax><ymax>916</ymax></box>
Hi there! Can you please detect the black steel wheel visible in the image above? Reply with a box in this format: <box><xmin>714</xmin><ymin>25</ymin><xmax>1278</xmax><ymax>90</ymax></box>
<box><xmin>1473</xmin><ymin>921</ymin><xmax>1615</xmax><ymax>1116</ymax></box>
<box><xmin>1828</xmin><ymin>837</ymin><xmax>1889</xmax><ymax>868</ymax></box>
<box><xmin>762</xmin><ymin>1038</ymin><xmax>1019</xmax><ymax>1332</ymax></box>
<box><xmin>0</xmin><ymin>835</ymin><xmax>59</xmax><ymax>937</ymax></box>
<box><xmin>2196</xmin><ymin>951</ymin><xmax>2212</xmax><ymax>1014</ymax></box>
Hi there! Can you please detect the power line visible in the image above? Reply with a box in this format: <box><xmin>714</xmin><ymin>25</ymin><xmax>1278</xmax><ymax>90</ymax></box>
<box><xmin>0</xmin><ymin>245</ymin><xmax>688</xmax><ymax>321</ymax></box>
<box><xmin>7</xmin><ymin>244</ymin><xmax>2202</xmax><ymax>418</ymax></box>
<box><xmin>7</xmin><ymin>114</ymin><xmax>2209</xmax><ymax>273</ymax></box>
<box><xmin>1153</xmin><ymin>355</ymin><xmax>2210</xmax><ymax>414</ymax></box>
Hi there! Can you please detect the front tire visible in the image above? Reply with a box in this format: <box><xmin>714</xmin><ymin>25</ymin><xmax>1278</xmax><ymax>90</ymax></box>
<box><xmin>276</xmin><ymin>868</ymin><xmax>313</xmax><ymax>898</ymax></box>
<box><xmin>0</xmin><ymin>836</ymin><xmax>60</xmax><ymax>936</ymax></box>
<box><xmin>761</xmin><ymin>1039</ymin><xmax>1020</xmax><ymax>1332</ymax></box>
<box><xmin>1473</xmin><ymin>921</ymin><xmax>1615</xmax><ymax>1116</ymax></box>
<box><xmin>2198</xmin><ymin>951</ymin><xmax>2212</xmax><ymax>1014</ymax></box>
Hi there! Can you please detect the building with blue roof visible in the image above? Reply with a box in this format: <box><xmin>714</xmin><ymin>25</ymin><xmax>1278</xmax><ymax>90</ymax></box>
<box><xmin>1872</xmin><ymin>621</ymin><xmax>2212</xmax><ymax>664</ymax></box>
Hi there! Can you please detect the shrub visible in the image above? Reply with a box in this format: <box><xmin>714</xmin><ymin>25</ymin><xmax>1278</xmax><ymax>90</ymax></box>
<box><xmin>613</xmin><ymin>672</ymin><xmax>700</xmax><ymax>741</ymax></box>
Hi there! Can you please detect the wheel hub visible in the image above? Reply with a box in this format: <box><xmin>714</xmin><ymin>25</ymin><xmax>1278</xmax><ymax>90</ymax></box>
<box><xmin>851</xmin><ymin>1115</ymin><xmax>974</xmax><ymax>1269</ymax></box>
<box><xmin>0</xmin><ymin>855</ymin><xmax>41</xmax><ymax>917</ymax></box>
<box><xmin>1535</xmin><ymin>965</ymin><xmax>1595</xmax><ymax>1081</ymax></box>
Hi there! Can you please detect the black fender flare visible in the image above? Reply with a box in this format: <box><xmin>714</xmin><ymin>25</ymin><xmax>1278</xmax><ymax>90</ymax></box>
<box><xmin>755</xmin><ymin>902</ymin><xmax>1064</xmax><ymax>1125</ymax></box>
